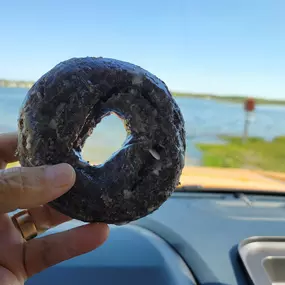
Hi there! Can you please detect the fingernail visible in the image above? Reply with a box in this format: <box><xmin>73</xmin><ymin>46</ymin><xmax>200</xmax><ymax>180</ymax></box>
<box><xmin>45</xmin><ymin>163</ymin><xmax>76</xmax><ymax>189</ymax></box>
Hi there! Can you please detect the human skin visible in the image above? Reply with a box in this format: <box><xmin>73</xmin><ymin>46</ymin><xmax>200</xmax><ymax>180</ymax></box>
<box><xmin>0</xmin><ymin>132</ymin><xmax>109</xmax><ymax>285</ymax></box>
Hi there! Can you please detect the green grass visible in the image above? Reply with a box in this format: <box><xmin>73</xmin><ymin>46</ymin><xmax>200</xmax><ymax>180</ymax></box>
<box><xmin>196</xmin><ymin>135</ymin><xmax>285</xmax><ymax>172</ymax></box>
<box><xmin>172</xmin><ymin>92</ymin><xmax>285</xmax><ymax>106</ymax></box>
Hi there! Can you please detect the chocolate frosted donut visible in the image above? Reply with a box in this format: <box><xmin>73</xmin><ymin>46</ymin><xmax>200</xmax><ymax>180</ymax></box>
<box><xmin>17</xmin><ymin>57</ymin><xmax>186</xmax><ymax>224</ymax></box>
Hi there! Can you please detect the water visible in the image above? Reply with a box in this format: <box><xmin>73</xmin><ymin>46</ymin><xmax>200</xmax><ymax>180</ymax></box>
<box><xmin>1</xmin><ymin>87</ymin><xmax>285</xmax><ymax>165</ymax></box>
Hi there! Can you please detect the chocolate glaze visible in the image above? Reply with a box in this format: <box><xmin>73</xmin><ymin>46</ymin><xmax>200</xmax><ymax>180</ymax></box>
<box><xmin>17</xmin><ymin>57</ymin><xmax>186</xmax><ymax>224</ymax></box>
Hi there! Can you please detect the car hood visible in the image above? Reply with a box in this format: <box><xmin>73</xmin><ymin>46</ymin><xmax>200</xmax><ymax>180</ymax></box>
<box><xmin>179</xmin><ymin>166</ymin><xmax>285</xmax><ymax>192</ymax></box>
<box><xmin>7</xmin><ymin>162</ymin><xmax>285</xmax><ymax>192</ymax></box>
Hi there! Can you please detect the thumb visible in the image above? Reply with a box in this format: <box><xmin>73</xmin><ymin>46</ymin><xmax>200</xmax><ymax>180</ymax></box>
<box><xmin>0</xmin><ymin>163</ymin><xmax>76</xmax><ymax>213</ymax></box>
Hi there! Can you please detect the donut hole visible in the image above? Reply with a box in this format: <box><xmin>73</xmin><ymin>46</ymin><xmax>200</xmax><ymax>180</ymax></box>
<box><xmin>81</xmin><ymin>113</ymin><xmax>127</xmax><ymax>165</ymax></box>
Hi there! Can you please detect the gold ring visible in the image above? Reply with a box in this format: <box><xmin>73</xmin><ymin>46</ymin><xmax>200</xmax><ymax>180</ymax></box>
<box><xmin>12</xmin><ymin>210</ymin><xmax>38</xmax><ymax>241</ymax></box>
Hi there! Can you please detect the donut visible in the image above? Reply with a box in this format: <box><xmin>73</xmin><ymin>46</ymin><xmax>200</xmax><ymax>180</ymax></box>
<box><xmin>17</xmin><ymin>57</ymin><xmax>186</xmax><ymax>224</ymax></box>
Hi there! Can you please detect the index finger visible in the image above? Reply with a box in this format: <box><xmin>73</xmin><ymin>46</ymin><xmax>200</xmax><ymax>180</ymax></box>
<box><xmin>0</xmin><ymin>132</ymin><xmax>18</xmax><ymax>163</ymax></box>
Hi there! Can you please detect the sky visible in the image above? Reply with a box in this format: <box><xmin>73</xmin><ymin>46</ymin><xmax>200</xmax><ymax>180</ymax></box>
<box><xmin>0</xmin><ymin>0</ymin><xmax>284</xmax><ymax>99</ymax></box>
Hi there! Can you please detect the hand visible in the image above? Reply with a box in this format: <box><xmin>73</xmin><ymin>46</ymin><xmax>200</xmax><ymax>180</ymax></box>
<box><xmin>0</xmin><ymin>132</ymin><xmax>109</xmax><ymax>285</ymax></box>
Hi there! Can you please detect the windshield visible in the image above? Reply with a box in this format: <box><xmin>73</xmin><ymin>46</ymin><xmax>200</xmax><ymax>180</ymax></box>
<box><xmin>0</xmin><ymin>1</ymin><xmax>284</xmax><ymax>192</ymax></box>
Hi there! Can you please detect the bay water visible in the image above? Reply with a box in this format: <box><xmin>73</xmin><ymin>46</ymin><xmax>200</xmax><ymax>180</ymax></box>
<box><xmin>1</xmin><ymin>87</ymin><xmax>284</xmax><ymax>165</ymax></box>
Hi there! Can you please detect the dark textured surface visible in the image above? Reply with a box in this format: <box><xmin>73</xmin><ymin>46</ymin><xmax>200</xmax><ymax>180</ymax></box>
<box><xmin>17</xmin><ymin>57</ymin><xmax>186</xmax><ymax>223</ymax></box>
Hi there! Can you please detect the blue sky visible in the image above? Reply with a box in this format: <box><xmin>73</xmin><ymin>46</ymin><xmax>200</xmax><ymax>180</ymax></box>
<box><xmin>0</xmin><ymin>0</ymin><xmax>284</xmax><ymax>98</ymax></box>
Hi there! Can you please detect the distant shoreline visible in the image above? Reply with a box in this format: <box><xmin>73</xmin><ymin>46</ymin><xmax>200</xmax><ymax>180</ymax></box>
<box><xmin>172</xmin><ymin>92</ymin><xmax>285</xmax><ymax>106</ymax></box>
<box><xmin>0</xmin><ymin>79</ymin><xmax>33</xmax><ymax>89</ymax></box>
<box><xmin>1</xmin><ymin>79</ymin><xmax>284</xmax><ymax>106</ymax></box>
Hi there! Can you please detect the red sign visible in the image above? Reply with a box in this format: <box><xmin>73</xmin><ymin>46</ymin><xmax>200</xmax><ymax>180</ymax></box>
<box><xmin>244</xmin><ymin>98</ymin><xmax>255</xmax><ymax>112</ymax></box>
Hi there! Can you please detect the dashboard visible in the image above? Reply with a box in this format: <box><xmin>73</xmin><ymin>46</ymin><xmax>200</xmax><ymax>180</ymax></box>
<box><xmin>25</xmin><ymin>190</ymin><xmax>285</xmax><ymax>285</ymax></box>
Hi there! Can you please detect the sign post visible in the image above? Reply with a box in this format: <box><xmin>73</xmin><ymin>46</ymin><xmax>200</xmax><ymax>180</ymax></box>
<box><xmin>243</xmin><ymin>98</ymin><xmax>255</xmax><ymax>143</ymax></box>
